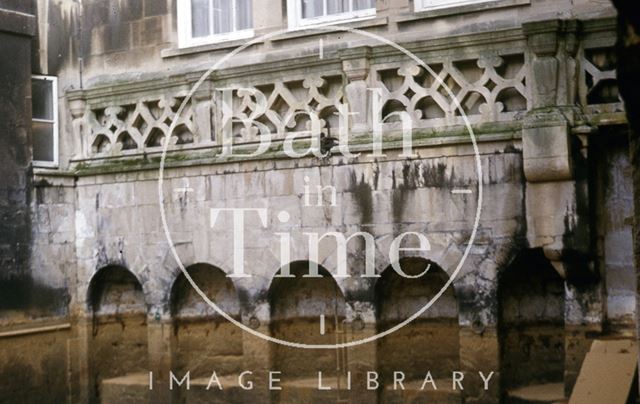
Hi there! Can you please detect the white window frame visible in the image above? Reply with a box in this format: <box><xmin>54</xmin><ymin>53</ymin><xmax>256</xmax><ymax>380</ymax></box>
<box><xmin>32</xmin><ymin>75</ymin><xmax>58</xmax><ymax>168</ymax></box>
<box><xmin>414</xmin><ymin>0</ymin><xmax>496</xmax><ymax>12</ymax></box>
<box><xmin>287</xmin><ymin>0</ymin><xmax>376</xmax><ymax>30</ymax></box>
<box><xmin>177</xmin><ymin>0</ymin><xmax>255</xmax><ymax>48</ymax></box>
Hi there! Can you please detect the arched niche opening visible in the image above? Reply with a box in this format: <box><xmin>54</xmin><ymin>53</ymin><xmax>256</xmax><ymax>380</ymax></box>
<box><xmin>170</xmin><ymin>264</ymin><xmax>243</xmax><ymax>378</ymax></box>
<box><xmin>498</xmin><ymin>249</ymin><xmax>565</xmax><ymax>394</ymax></box>
<box><xmin>87</xmin><ymin>265</ymin><xmax>147</xmax><ymax>403</ymax></box>
<box><xmin>375</xmin><ymin>258</ymin><xmax>459</xmax><ymax>385</ymax></box>
<box><xmin>268</xmin><ymin>261</ymin><xmax>346</xmax><ymax>378</ymax></box>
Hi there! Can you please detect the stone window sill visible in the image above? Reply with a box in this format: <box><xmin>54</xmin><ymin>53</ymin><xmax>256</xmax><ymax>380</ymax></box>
<box><xmin>161</xmin><ymin>16</ymin><xmax>388</xmax><ymax>58</ymax></box>
<box><xmin>271</xmin><ymin>16</ymin><xmax>388</xmax><ymax>42</ymax></box>
<box><xmin>396</xmin><ymin>0</ymin><xmax>531</xmax><ymax>24</ymax></box>
<box><xmin>161</xmin><ymin>36</ymin><xmax>261</xmax><ymax>58</ymax></box>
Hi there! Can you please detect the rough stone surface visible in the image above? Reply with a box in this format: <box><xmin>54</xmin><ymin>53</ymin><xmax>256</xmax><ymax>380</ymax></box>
<box><xmin>0</xmin><ymin>1</ymin><xmax>637</xmax><ymax>403</ymax></box>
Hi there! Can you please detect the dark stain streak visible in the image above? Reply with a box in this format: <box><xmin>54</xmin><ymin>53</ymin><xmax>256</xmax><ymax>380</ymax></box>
<box><xmin>349</xmin><ymin>170</ymin><xmax>373</xmax><ymax>225</ymax></box>
<box><xmin>373</xmin><ymin>161</ymin><xmax>380</xmax><ymax>191</ymax></box>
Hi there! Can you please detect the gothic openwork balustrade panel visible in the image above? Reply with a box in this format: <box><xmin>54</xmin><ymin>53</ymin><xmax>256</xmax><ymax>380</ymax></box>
<box><xmin>371</xmin><ymin>52</ymin><xmax>530</xmax><ymax>130</ymax></box>
<box><xmin>85</xmin><ymin>95</ymin><xmax>197</xmax><ymax>157</ymax></box>
<box><xmin>579</xmin><ymin>45</ymin><xmax>622</xmax><ymax>115</ymax></box>
<box><xmin>214</xmin><ymin>73</ymin><xmax>346</xmax><ymax>143</ymax></box>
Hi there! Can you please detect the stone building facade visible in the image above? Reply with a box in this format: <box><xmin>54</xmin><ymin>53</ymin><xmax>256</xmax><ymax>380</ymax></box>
<box><xmin>0</xmin><ymin>0</ymin><xmax>636</xmax><ymax>403</ymax></box>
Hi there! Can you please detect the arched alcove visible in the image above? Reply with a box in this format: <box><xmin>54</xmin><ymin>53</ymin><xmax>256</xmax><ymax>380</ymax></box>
<box><xmin>375</xmin><ymin>258</ymin><xmax>459</xmax><ymax>383</ymax></box>
<box><xmin>170</xmin><ymin>264</ymin><xmax>243</xmax><ymax>378</ymax></box>
<box><xmin>268</xmin><ymin>261</ymin><xmax>347</xmax><ymax>377</ymax></box>
<box><xmin>498</xmin><ymin>249</ymin><xmax>565</xmax><ymax>393</ymax></box>
<box><xmin>87</xmin><ymin>265</ymin><xmax>147</xmax><ymax>403</ymax></box>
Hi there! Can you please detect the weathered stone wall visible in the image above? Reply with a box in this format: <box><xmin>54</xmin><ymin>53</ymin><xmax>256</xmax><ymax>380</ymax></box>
<box><xmin>69</xmin><ymin>141</ymin><xmax>523</xmax><ymax>318</ymax></box>
<box><xmin>592</xmin><ymin>129</ymin><xmax>636</xmax><ymax>331</ymax></box>
<box><xmin>6</xmin><ymin>0</ymin><xmax>636</xmax><ymax>403</ymax></box>
<box><xmin>0</xmin><ymin>4</ymin><xmax>36</xmax><ymax>316</ymax></box>
<box><xmin>59</xmin><ymin>137</ymin><xmax>523</xmax><ymax>402</ymax></box>
<box><xmin>0</xmin><ymin>4</ymin><xmax>74</xmax><ymax>402</ymax></box>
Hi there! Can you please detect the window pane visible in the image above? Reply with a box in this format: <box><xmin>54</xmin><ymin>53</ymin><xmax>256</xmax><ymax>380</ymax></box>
<box><xmin>353</xmin><ymin>0</ymin><xmax>374</xmax><ymax>10</ymax></box>
<box><xmin>302</xmin><ymin>0</ymin><xmax>323</xmax><ymax>18</ymax></box>
<box><xmin>32</xmin><ymin>121</ymin><xmax>54</xmax><ymax>162</ymax></box>
<box><xmin>191</xmin><ymin>0</ymin><xmax>211</xmax><ymax>37</ymax></box>
<box><xmin>327</xmin><ymin>0</ymin><xmax>348</xmax><ymax>14</ymax></box>
<box><xmin>213</xmin><ymin>0</ymin><xmax>232</xmax><ymax>34</ymax></box>
<box><xmin>236</xmin><ymin>0</ymin><xmax>252</xmax><ymax>30</ymax></box>
<box><xmin>32</xmin><ymin>79</ymin><xmax>53</xmax><ymax>120</ymax></box>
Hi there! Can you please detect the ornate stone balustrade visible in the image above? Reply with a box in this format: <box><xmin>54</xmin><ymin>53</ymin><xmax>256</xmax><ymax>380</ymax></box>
<box><xmin>578</xmin><ymin>20</ymin><xmax>623</xmax><ymax>118</ymax></box>
<box><xmin>66</xmin><ymin>19</ymin><xmax>620</xmax><ymax>162</ymax></box>
<box><xmin>372</xmin><ymin>52</ymin><xmax>530</xmax><ymax>130</ymax></box>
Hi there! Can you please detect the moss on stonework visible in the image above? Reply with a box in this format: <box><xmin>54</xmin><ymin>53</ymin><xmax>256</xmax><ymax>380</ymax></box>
<box><xmin>72</xmin><ymin>122</ymin><xmax>522</xmax><ymax>177</ymax></box>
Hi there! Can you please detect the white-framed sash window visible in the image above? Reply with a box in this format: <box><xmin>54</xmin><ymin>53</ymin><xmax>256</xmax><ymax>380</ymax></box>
<box><xmin>178</xmin><ymin>0</ymin><xmax>254</xmax><ymax>48</ymax></box>
<box><xmin>31</xmin><ymin>75</ymin><xmax>58</xmax><ymax>168</ymax></box>
<box><xmin>287</xmin><ymin>0</ymin><xmax>376</xmax><ymax>30</ymax></box>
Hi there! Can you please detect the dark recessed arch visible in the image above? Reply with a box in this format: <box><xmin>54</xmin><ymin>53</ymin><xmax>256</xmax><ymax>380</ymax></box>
<box><xmin>375</xmin><ymin>257</ymin><xmax>460</xmax><ymax>391</ymax></box>
<box><xmin>169</xmin><ymin>263</ymin><xmax>244</xmax><ymax>378</ymax></box>
<box><xmin>87</xmin><ymin>265</ymin><xmax>147</xmax><ymax>404</ymax></box>
<box><xmin>268</xmin><ymin>261</ymin><xmax>347</xmax><ymax>379</ymax></box>
<box><xmin>87</xmin><ymin>265</ymin><xmax>145</xmax><ymax>313</ymax></box>
<box><xmin>498</xmin><ymin>248</ymin><xmax>565</xmax><ymax>394</ymax></box>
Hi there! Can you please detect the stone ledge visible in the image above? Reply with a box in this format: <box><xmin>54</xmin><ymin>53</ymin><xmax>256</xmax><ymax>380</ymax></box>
<box><xmin>161</xmin><ymin>36</ymin><xmax>264</xmax><ymax>59</ymax></box>
<box><xmin>160</xmin><ymin>17</ymin><xmax>389</xmax><ymax>59</ymax></box>
<box><xmin>270</xmin><ymin>16</ymin><xmax>389</xmax><ymax>42</ymax></box>
<box><xmin>0</xmin><ymin>320</ymin><xmax>70</xmax><ymax>339</ymax></box>
<box><xmin>396</xmin><ymin>0</ymin><xmax>531</xmax><ymax>24</ymax></box>
<box><xmin>69</xmin><ymin>124</ymin><xmax>522</xmax><ymax>177</ymax></box>
<box><xmin>0</xmin><ymin>8</ymin><xmax>36</xmax><ymax>37</ymax></box>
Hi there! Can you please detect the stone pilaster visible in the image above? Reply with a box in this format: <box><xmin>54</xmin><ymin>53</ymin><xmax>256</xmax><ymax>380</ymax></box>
<box><xmin>76</xmin><ymin>315</ymin><xmax>92</xmax><ymax>404</ymax></box>
<box><xmin>341</xmin><ymin>47</ymin><xmax>372</xmax><ymax>135</ymax></box>
<box><xmin>459</xmin><ymin>327</ymin><xmax>500</xmax><ymax>404</ymax></box>
<box><xmin>148</xmin><ymin>310</ymin><xmax>173</xmax><ymax>404</ymax></box>
<box><xmin>522</xmin><ymin>20</ymin><xmax>593</xmax><ymax>282</ymax></box>
<box><xmin>344</xmin><ymin>305</ymin><xmax>377</xmax><ymax>404</ymax></box>
<box><xmin>456</xmin><ymin>275</ymin><xmax>500</xmax><ymax>404</ymax></box>
<box><xmin>563</xmin><ymin>283</ymin><xmax>603</xmax><ymax>396</ymax></box>
<box><xmin>240</xmin><ymin>300</ymin><xmax>273</xmax><ymax>403</ymax></box>
<box><xmin>192</xmin><ymin>80</ymin><xmax>214</xmax><ymax>145</ymax></box>
<box><xmin>68</xmin><ymin>95</ymin><xmax>87</xmax><ymax>159</ymax></box>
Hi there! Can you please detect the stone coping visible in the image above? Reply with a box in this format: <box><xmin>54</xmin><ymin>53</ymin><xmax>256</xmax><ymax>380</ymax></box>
<box><xmin>63</xmin><ymin>125</ymin><xmax>522</xmax><ymax>178</ymax></box>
